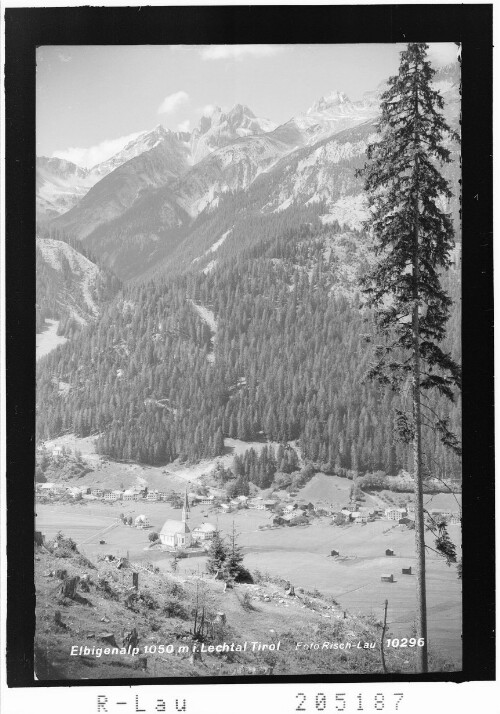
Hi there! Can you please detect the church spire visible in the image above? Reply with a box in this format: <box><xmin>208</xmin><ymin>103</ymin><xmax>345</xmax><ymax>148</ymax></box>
<box><xmin>182</xmin><ymin>488</ymin><xmax>190</xmax><ymax>522</ymax></box>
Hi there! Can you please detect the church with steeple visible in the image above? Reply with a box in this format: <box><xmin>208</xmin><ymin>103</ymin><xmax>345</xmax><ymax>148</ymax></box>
<box><xmin>159</xmin><ymin>489</ymin><xmax>192</xmax><ymax>549</ymax></box>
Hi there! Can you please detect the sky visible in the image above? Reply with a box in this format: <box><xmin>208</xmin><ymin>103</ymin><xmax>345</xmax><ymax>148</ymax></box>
<box><xmin>36</xmin><ymin>43</ymin><xmax>459</xmax><ymax>169</ymax></box>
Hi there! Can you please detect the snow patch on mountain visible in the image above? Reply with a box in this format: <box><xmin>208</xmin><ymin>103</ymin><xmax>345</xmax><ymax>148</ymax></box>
<box><xmin>36</xmin><ymin>157</ymin><xmax>98</xmax><ymax>219</ymax></box>
<box><xmin>88</xmin><ymin>125</ymin><xmax>169</xmax><ymax>178</ymax></box>
<box><xmin>203</xmin><ymin>259</ymin><xmax>218</xmax><ymax>274</ymax></box>
<box><xmin>36</xmin><ymin>319</ymin><xmax>68</xmax><ymax>361</ymax></box>
<box><xmin>208</xmin><ymin>229</ymin><xmax>232</xmax><ymax>253</ymax></box>
<box><xmin>275</xmin><ymin>197</ymin><xmax>294</xmax><ymax>213</ymax></box>
<box><xmin>192</xmin><ymin>229</ymin><xmax>232</xmax><ymax>267</ymax></box>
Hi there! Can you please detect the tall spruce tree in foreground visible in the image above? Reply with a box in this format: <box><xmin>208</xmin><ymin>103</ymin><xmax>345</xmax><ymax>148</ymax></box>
<box><xmin>359</xmin><ymin>43</ymin><xmax>461</xmax><ymax>673</ymax></box>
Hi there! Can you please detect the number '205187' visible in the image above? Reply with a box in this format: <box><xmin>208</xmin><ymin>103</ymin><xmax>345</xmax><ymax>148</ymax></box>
<box><xmin>295</xmin><ymin>692</ymin><xmax>404</xmax><ymax>711</ymax></box>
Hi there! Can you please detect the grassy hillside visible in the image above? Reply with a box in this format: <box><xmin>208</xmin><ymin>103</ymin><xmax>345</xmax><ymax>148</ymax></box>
<box><xmin>35</xmin><ymin>534</ymin><xmax>455</xmax><ymax>679</ymax></box>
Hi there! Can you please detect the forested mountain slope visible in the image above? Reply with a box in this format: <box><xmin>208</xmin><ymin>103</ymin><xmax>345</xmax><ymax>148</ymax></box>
<box><xmin>36</xmin><ymin>220</ymin><xmax>461</xmax><ymax>482</ymax></box>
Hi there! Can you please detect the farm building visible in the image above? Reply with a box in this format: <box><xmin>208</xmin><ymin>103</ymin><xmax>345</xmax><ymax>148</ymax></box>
<box><xmin>196</xmin><ymin>495</ymin><xmax>215</xmax><ymax>505</ymax></box>
<box><xmin>134</xmin><ymin>515</ymin><xmax>150</xmax><ymax>529</ymax></box>
<box><xmin>249</xmin><ymin>499</ymin><xmax>265</xmax><ymax>510</ymax></box>
<box><xmin>354</xmin><ymin>514</ymin><xmax>368</xmax><ymax>524</ymax></box>
<box><xmin>38</xmin><ymin>482</ymin><xmax>57</xmax><ymax>492</ymax></box>
<box><xmin>385</xmin><ymin>548</ymin><xmax>395</xmax><ymax>556</ymax></box>
<box><xmin>52</xmin><ymin>447</ymin><xmax>63</xmax><ymax>458</ymax></box>
<box><xmin>123</xmin><ymin>490</ymin><xmax>138</xmax><ymax>501</ymax></box>
<box><xmin>385</xmin><ymin>507</ymin><xmax>407</xmax><ymax>521</ymax></box>
<box><xmin>341</xmin><ymin>509</ymin><xmax>352</xmax><ymax>519</ymax></box>
<box><xmin>402</xmin><ymin>566</ymin><xmax>412</xmax><ymax>575</ymax></box>
<box><xmin>91</xmin><ymin>488</ymin><xmax>103</xmax><ymax>498</ymax></box>
<box><xmin>104</xmin><ymin>490</ymin><xmax>123</xmax><ymax>501</ymax></box>
<box><xmin>381</xmin><ymin>574</ymin><xmax>394</xmax><ymax>582</ymax></box>
<box><xmin>429</xmin><ymin>509</ymin><xmax>450</xmax><ymax>521</ymax></box>
<box><xmin>330</xmin><ymin>549</ymin><xmax>339</xmax><ymax>557</ymax></box>
<box><xmin>146</xmin><ymin>491</ymin><xmax>159</xmax><ymax>502</ymax></box>
<box><xmin>192</xmin><ymin>523</ymin><xmax>216</xmax><ymax>541</ymax></box>
<box><xmin>342</xmin><ymin>504</ymin><xmax>359</xmax><ymax>513</ymax></box>
<box><xmin>264</xmin><ymin>500</ymin><xmax>278</xmax><ymax>510</ymax></box>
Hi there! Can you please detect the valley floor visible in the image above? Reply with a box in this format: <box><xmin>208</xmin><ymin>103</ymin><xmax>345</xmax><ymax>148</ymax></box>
<box><xmin>36</xmin><ymin>500</ymin><xmax>462</xmax><ymax>668</ymax></box>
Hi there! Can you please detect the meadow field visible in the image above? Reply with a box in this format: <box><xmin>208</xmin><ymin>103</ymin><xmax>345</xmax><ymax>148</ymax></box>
<box><xmin>41</xmin><ymin>433</ymin><xmax>296</xmax><ymax>491</ymax></box>
<box><xmin>36</xmin><ymin>498</ymin><xmax>462</xmax><ymax>666</ymax></box>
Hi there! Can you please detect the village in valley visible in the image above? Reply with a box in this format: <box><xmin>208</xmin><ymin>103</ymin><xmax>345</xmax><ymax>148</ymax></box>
<box><xmin>35</xmin><ymin>432</ymin><xmax>462</xmax><ymax>678</ymax></box>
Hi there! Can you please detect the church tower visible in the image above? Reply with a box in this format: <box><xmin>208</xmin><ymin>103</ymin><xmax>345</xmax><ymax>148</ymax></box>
<box><xmin>181</xmin><ymin>488</ymin><xmax>190</xmax><ymax>523</ymax></box>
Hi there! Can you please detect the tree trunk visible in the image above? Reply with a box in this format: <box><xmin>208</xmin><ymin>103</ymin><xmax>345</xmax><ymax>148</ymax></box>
<box><xmin>380</xmin><ymin>599</ymin><xmax>388</xmax><ymax>674</ymax></box>
<box><xmin>412</xmin><ymin>148</ymin><xmax>428</xmax><ymax>674</ymax></box>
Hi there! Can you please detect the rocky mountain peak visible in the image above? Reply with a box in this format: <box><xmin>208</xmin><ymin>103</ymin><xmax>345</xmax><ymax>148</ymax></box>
<box><xmin>307</xmin><ymin>90</ymin><xmax>352</xmax><ymax>115</ymax></box>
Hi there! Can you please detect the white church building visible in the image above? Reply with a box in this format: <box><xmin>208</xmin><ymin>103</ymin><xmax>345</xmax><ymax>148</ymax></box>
<box><xmin>159</xmin><ymin>490</ymin><xmax>192</xmax><ymax>549</ymax></box>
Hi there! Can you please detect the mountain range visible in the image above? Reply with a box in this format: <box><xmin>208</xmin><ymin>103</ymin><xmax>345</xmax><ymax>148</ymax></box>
<box><xmin>38</xmin><ymin>63</ymin><xmax>459</xmax><ymax>284</ymax></box>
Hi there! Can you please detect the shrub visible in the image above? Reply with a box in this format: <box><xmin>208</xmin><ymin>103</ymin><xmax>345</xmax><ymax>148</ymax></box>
<box><xmin>49</xmin><ymin>531</ymin><xmax>79</xmax><ymax>558</ymax></box>
<box><xmin>166</xmin><ymin>581</ymin><xmax>185</xmax><ymax>598</ymax></box>
<box><xmin>149</xmin><ymin>532</ymin><xmax>159</xmax><ymax>543</ymax></box>
<box><xmin>239</xmin><ymin>591</ymin><xmax>256</xmax><ymax>611</ymax></box>
<box><xmin>96</xmin><ymin>578</ymin><xmax>119</xmax><ymax>600</ymax></box>
<box><xmin>163</xmin><ymin>598</ymin><xmax>188</xmax><ymax>619</ymax></box>
<box><xmin>139</xmin><ymin>591</ymin><xmax>159</xmax><ymax>610</ymax></box>
<box><xmin>233</xmin><ymin>566</ymin><xmax>253</xmax><ymax>584</ymax></box>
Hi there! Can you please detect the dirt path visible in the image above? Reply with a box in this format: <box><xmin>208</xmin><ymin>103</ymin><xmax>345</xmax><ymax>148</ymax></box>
<box><xmin>79</xmin><ymin>521</ymin><xmax>119</xmax><ymax>545</ymax></box>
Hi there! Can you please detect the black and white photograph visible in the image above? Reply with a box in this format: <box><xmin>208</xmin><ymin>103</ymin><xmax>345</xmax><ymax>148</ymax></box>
<box><xmin>32</xmin><ymin>38</ymin><xmax>465</xmax><ymax>679</ymax></box>
<box><xmin>2</xmin><ymin>2</ymin><xmax>495</xmax><ymax>702</ymax></box>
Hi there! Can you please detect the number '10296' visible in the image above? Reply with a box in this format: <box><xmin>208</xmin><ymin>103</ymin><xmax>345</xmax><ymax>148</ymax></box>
<box><xmin>386</xmin><ymin>638</ymin><xmax>425</xmax><ymax>648</ymax></box>
<box><xmin>295</xmin><ymin>692</ymin><xmax>404</xmax><ymax>711</ymax></box>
